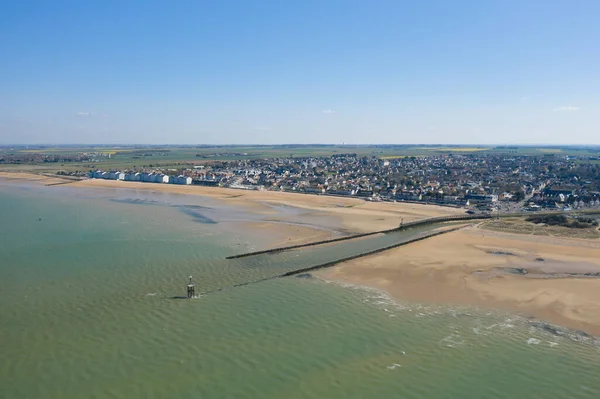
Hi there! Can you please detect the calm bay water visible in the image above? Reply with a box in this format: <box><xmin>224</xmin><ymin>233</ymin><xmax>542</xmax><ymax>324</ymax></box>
<box><xmin>1</xmin><ymin>181</ymin><xmax>600</xmax><ymax>398</ymax></box>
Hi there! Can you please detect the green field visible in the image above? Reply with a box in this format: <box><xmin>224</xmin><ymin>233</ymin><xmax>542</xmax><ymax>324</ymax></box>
<box><xmin>1</xmin><ymin>144</ymin><xmax>599</xmax><ymax>173</ymax></box>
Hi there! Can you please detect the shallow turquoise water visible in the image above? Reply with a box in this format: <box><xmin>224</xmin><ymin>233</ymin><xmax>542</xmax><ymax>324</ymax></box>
<box><xmin>1</xmin><ymin>181</ymin><xmax>600</xmax><ymax>398</ymax></box>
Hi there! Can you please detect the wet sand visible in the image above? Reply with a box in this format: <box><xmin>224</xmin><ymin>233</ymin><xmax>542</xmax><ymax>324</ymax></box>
<box><xmin>72</xmin><ymin>179</ymin><xmax>463</xmax><ymax>233</ymax></box>
<box><xmin>0</xmin><ymin>172</ymin><xmax>462</xmax><ymax>234</ymax></box>
<box><xmin>0</xmin><ymin>171</ymin><xmax>68</xmax><ymax>186</ymax></box>
<box><xmin>320</xmin><ymin>226</ymin><xmax>600</xmax><ymax>335</ymax></box>
<box><xmin>240</xmin><ymin>221</ymin><xmax>340</xmax><ymax>249</ymax></box>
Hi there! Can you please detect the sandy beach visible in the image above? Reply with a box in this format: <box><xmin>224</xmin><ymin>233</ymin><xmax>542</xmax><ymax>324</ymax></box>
<box><xmin>320</xmin><ymin>226</ymin><xmax>600</xmax><ymax>335</ymax></box>
<box><xmin>72</xmin><ymin>179</ymin><xmax>464</xmax><ymax>233</ymax></box>
<box><xmin>0</xmin><ymin>172</ymin><xmax>462</xmax><ymax>235</ymax></box>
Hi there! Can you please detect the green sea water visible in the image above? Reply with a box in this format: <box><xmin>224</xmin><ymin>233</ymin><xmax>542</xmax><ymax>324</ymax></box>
<box><xmin>1</xmin><ymin>181</ymin><xmax>600</xmax><ymax>399</ymax></box>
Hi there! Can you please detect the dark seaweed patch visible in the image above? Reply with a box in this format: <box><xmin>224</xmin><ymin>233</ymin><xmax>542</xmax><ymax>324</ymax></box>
<box><xmin>111</xmin><ymin>198</ymin><xmax>161</xmax><ymax>205</ymax></box>
<box><xmin>177</xmin><ymin>206</ymin><xmax>217</xmax><ymax>224</ymax></box>
<box><xmin>488</xmin><ymin>251</ymin><xmax>517</xmax><ymax>256</ymax></box>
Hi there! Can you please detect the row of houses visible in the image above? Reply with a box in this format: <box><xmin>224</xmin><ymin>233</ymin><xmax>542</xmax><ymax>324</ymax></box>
<box><xmin>90</xmin><ymin>170</ymin><xmax>192</xmax><ymax>185</ymax></box>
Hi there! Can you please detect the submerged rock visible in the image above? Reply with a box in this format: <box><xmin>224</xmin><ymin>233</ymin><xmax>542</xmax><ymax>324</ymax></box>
<box><xmin>575</xmin><ymin>330</ymin><xmax>591</xmax><ymax>338</ymax></box>
<box><xmin>530</xmin><ymin>320</ymin><xmax>594</xmax><ymax>341</ymax></box>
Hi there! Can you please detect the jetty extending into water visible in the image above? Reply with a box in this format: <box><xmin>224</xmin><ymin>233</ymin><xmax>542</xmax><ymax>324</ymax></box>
<box><xmin>226</xmin><ymin>214</ymin><xmax>492</xmax><ymax>259</ymax></box>
<box><xmin>199</xmin><ymin>224</ymin><xmax>469</xmax><ymax>296</ymax></box>
<box><xmin>184</xmin><ymin>209</ymin><xmax>600</xmax><ymax>296</ymax></box>
<box><xmin>226</xmin><ymin>210</ymin><xmax>600</xmax><ymax>260</ymax></box>
<box><xmin>278</xmin><ymin>224</ymin><xmax>468</xmax><ymax>278</ymax></box>
<box><xmin>42</xmin><ymin>174</ymin><xmax>84</xmax><ymax>186</ymax></box>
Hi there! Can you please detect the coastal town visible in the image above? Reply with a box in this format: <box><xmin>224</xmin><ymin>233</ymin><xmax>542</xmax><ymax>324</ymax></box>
<box><xmin>5</xmin><ymin>1</ymin><xmax>600</xmax><ymax>397</ymax></box>
<box><xmin>87</xmin><ymin>152</ymin><xmax>600</xmax><ymax>213</ymax></box>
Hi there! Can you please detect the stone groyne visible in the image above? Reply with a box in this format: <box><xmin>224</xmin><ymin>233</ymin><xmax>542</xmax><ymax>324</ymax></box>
<box><xmin>225</xmin><ymin>210</ymin><xmax>600</xmax><ymax>260</ymax></box>
<box><xmin>279</xmin><ymin>225</ymin><xmax>468</xmax><ymax>278</ymax></box>
<box><xmin>226</xmin><ymin>214</ymin><xmax>490</xmax><ymax>259</ymax></box>
<box><xmin>199</xmin><ymin>225</ymin><xmax>468</xmax><ymax>296</ymax></box>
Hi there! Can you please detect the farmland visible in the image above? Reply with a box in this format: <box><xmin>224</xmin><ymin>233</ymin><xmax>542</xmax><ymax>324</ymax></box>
<box><xmin>2</xmin><ymin>144</ymin><xmax>600</xmax><ymax>174</ymax></box>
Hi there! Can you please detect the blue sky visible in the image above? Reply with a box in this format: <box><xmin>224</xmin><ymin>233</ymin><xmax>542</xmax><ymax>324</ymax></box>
<box><xmin>1</xmin><ymin>0</ymin><xmax>599</xmax><ymax>144</ymax></box>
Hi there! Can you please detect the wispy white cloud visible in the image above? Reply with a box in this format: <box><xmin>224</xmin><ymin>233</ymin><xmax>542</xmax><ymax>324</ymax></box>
<box><xmin>321</xmin><ymin>109</ymin><xmax>335</xmax><ymax>114</ymax></box>
<box><xmin>553</xmin><ymin>105</ymin><xmax>579</xmax><ymax>112</ymax></box>
<box><xmin>76</xmin><ymin>111</ymin><xmax>109</xmax><ymax>118</ymax></box>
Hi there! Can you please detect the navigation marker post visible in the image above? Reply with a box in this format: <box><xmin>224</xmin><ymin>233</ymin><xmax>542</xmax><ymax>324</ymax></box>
<box><xmin>187</xmin><ymin>276</ymin><xmax>195</xmax><ymax>299</ymax></box>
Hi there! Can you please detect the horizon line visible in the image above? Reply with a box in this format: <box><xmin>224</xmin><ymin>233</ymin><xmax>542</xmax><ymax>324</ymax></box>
<box><xmin>2</xmin><ymin>143</ymin><xmax>600</xmax><ymax>148</ymax></box>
